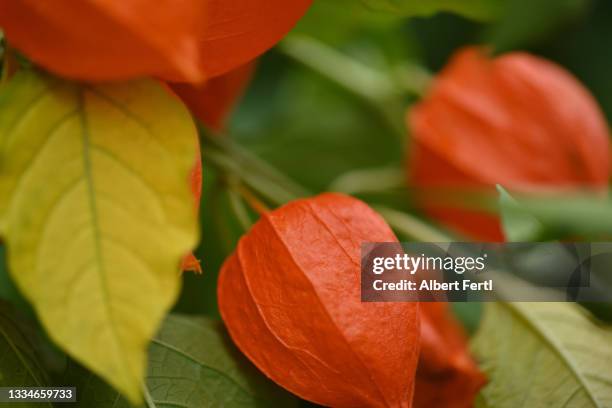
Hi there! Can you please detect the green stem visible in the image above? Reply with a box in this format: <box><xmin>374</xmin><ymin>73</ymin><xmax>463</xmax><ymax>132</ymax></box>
<box><xmin>200</xmin><ymin>128</ymin><xmax>309</xmax><ymax>205</ymax></box>
<box><xmin>280</xmin><ymin>35</ymin><xmax>399</xmax><ymax>106</ymax></box>
<box><xmin>278</xmin><ymin>35</ymin><xmax>409</xmax><ymax>139</ymax></box>
<box><xmin>328</xmin><ymin>166</ymin><xmax>405</xmax><ymax>194</ymax></box>
<box><xmin>374</xmin><ymin>205</ymin><xmax>454</xmax><ymax>242</ymax></box>
<box><xmin>227</xmin><ymin>187</ymin><xmax>254</xmax><ymax>231</ymax></box>
<box><xmin>200</xmin><ymin>129</ymin><xmax>457</xmax><ymax>243</ymax></box>
<box><xmin>393</xmin><ymin>61</ymin><xmax>433</xmax><ymax>98</ymax></box>
<box><xmin>205</xmin><ymin>147</ymin><xmax>300</xmax><ymax>205</ymax></box>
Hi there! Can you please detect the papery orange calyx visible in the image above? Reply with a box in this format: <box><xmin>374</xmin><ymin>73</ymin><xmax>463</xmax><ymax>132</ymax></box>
<box><xmin>415</xmin><ymin>302</ymin><xmax>486</xmax><ymax>408</ymax></box>
<box><xmin>218</xmin><ymin>193</ymin><xmax>420</xmax><ymax>408</ymax></box>
<box><xmin>171</xmin><ymin>61</ymin><xmax>256</xmax><ymax>131</ymax></box>
<box><xmin>0</xmin><ymin>0</ymin><xmax>311</xmax><ymax>83</ymax></box>
<box><xmin>0</xmin><ymin>0</ymin><xmax>205</xmax><ymax>82</ymax></box>
<box><xmin>408</xmin><ymin>47</ymin><xmax>611</xmax><ymax>241</ymax></box>
<box><xmin>194</xmin><ymin>0</ymin><xmax>311</xmax><ymax>80</ymax></box>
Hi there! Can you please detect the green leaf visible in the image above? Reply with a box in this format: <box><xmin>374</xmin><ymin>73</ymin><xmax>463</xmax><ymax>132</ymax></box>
<box><xmin>361</xmin><ymin>0</ymin><xmax>503</xmax><ymax>21</ymax></box>
<box><xmin>497</xmin><ymin>185</ymin><xmax>544</xmax><ymax>242</ymax></box>
<box><xmin>0</xmin><ymin>69</ymin><xmax>199</xmax><ymax>403</ymax></box>
<box><xmin>0</xmin><ymin>303</ymin><xmax>51</xmax><ymax>408</ymax></box>
<box><xmin>472</xmin><ymin>302</ymin><xmax>612</xmax><ymax>407</ymax></box>
<box><xmin>497</xmin><ymin>193</ymin><xmax>612</xmax><ymax>239</ymax></box>
<box><xmin>62</xmin><ymin>315</ymin><xmax>298</xmax><ymax>408</ymax></box>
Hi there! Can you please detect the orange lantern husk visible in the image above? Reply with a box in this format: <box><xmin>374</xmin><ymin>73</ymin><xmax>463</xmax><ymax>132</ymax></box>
<box><xmin>218</xmin><ymin>193</ymin><xmax>420</xmax><ymax>408</ymax></box>
<box><xmin>408</xmin><ymin>47</ymin><xmax>610</xmax><ymax>241</ymax></box>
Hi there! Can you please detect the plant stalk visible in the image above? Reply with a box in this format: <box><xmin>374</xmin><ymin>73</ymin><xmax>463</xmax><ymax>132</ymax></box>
<box><xmin>278</xmin><ymin>35</ymin><xmax>410</xmax><ymax>140</ymax></box>
<box><xmin>199</xmin><ymin>129</ymin><xmax>455</xmax><ymax>243</ymax></box>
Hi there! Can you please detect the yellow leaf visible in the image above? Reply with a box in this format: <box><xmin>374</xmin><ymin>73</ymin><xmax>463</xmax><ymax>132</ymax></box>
<box><xmin>0</xmin><ymin>70</ymin><xmax>199</xmax><ymax>403</ymax></box>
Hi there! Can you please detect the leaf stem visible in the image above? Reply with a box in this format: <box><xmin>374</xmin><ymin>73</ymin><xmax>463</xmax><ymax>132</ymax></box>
<box><xmin>328</xmin><ymin>166</ymin><xmax>405</xmax><ymax>194</ymax></box>
<box><xmin>142</xmin><ymin>384</ymin><xmax>156</xmax><ymax>408</ymax></box>
<box><xmin>234</xmin><ymin>183</ymin><xmax>270</xmax><ymax>215</ymax></box>
<box><xmin>373</xmin><ymin>205</ymin><xmax>453</xmax><ymax>242</ymax></box>
<box><xmin>279</xmin><ymin>35</ymin><xmax>399</xmax><ymax>106</ymax></box>
<box><xmin>199</xmin><ymin>128</ymin><xmax>308</xmax><ymax>206</ymax></box>
<box><xmin>199</xmin><ymin>129</ymin><xmax>461</xmax><ymax>244</ymax></box>
<box><xmin>278</xmin><ymin>35</ymin><xmax>410</xmax><ymax>139</ymax></box>
<box><xmin>227</xmin><ymin>188</ymin><xmax>255</xmax><ymax>231</ymax></box>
